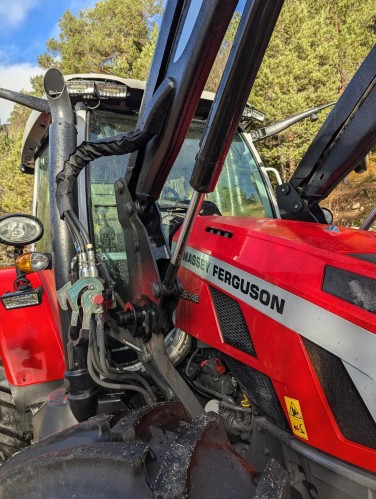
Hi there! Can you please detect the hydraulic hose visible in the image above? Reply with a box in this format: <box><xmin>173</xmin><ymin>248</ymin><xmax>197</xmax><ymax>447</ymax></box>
<box><xmin>64</xmin><ymin>211</ymin><xmax>84</xmax><ymax>251</ymax></box>
<box><xmin>87</xmin><ymin>345</ymin><xmax>154</xmax><ymax>405</ymax></box>
<box><xmin>68</xmin><ymin>210</ymin><xmax>90</xmax><ymax>246</ymax></box>
<box><xmin>89</xmin><ymin>326</ymin><xmax>155</xmax><ymax>403</ymax></box>
<box><xmin>56</xmin><ymin>129</ymin><xmax>153</xmax><ymax>218</ymax></box>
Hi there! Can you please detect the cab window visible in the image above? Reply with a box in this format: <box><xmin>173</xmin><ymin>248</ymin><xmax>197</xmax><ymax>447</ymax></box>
<box><xmin>161</xmin><ymin>120</ymin><xmax>273</xmax><ymax>218</ymax></box>
<box><xmin>88</xmin><ymin>111</ymin><xmax>274</xmax><ymax>257</ymax></box>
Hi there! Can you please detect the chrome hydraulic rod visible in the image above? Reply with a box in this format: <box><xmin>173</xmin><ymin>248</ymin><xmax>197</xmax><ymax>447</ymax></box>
<box><xmin>360</xmin><ymin>206</ymin><xmax>376</xmax><ymax>230</ymax></box>
<box><xmin>163</xmin><ymin>190</ymin><xmax>204</xmax><ymax>289</ymax></box>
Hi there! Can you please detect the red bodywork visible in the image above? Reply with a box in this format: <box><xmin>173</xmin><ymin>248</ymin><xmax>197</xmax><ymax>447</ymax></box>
<box><xmin>175</xmin><ymin>217</ymin><xmax>376</xmax><ymax>473</ymax></box>
<box><xmin>0</xmin><ymin>268</ymin><xmax>64</xmax><ymax>386</ymax></box>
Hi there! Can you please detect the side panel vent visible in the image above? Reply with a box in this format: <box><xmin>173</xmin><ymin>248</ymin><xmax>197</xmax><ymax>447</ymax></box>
<box><xmin>210</xmin><ymin>286</ymin><xmax>256</xmax><ymax>357</ymax></box>
<box><xmin>304</xmin><ymin>338</ymin><xmax>376</xmax><ymax>449</ymax></box>
<box><xmin>205</xmin><ymin>227</ymin><xmax>233</xmax><ymax>238</ymax></box>
<box><xmin>222</xmin><ymin>354</ymin><xmax>290</xmax><ymax>432</ymax></box>
<box><xmin>323</xmin><ymin>265</ymin><xmax>376</xmax><ymax>314</ymax></box>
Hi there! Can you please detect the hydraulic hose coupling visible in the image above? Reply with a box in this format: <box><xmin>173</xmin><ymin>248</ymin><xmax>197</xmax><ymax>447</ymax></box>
<box><xmin>78</xmin><ymin>252</ymin><xmax>89</xmax><ymax>278</ymax></box>
<box><xmin>86</xmin><ymin>244</ymin><xmax>98</xmax><ymax>277</ymax></box>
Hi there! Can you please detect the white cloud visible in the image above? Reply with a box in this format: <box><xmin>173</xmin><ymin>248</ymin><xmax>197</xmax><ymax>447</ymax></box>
<box><xmin>0</xmin><ymin>0</ymin><xmax>41</xmax><ymax>30</ymax></box>
<box><xmin>0</xmin><ymin>63</ymin><xmax>45</xmax><ymax>124</ymax></box>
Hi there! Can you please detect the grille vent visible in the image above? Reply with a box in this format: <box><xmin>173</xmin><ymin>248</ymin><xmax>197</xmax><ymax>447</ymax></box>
<box><xmin>304</xmin><ymin>338</ymin><xmax>376</xmax><ymax>449</ymax></box>
<box><xmin>205</xmin><ymin>227</ymin><xmax>233</xmax><ymax>238</ymax></box>
<box><xmin>222</xmin><ymin>354</ymin><xmax>290</xmax><ymax>431</ymax></box>
<box><xmin>323</xmin><ymin>265</ymin><xmax>376</xmax><ymax>314</ymax></box>
<box><xmin>210</xmin><ymin>286</ymin><xmax>256</xmax><ymax>357</ymax></box>
<box><xmin>349</xmin><ymin>253</ymin><xmax>376</xmax><ymax>264</ymax></box>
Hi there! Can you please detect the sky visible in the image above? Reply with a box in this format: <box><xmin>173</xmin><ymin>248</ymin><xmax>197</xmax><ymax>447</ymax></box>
<box><xmin>0</xmin><ymin>0</ymin><xmax>247</xmax><ymax>124</ymax></box>
<box><xmin>0</xmin><ymin>0</ymin><xmax>96</xmax><ymax>123</ymax></box>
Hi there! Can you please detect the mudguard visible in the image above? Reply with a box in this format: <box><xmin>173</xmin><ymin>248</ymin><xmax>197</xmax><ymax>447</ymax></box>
<box><xmin>0</xmin><ymin>267</ymin><xmax>65</xmax><ymax>386</ymax></box>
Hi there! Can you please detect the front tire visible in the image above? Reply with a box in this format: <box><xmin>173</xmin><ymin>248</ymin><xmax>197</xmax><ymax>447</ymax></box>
<box><xmin>0</xmin><ymin>402</ymin><xmax>288</xmax><ymax>498</ymax></box>
<box><xmin>0</xmin><ymin>364</ymin><xmax>32</xmax><ymax>461</ymax></box>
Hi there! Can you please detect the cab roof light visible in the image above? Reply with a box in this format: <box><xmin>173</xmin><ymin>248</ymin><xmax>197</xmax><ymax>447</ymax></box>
<box><xmin>66</xmin><ymin>80</ymin><xmax>128</xmax><ymax>99</ymax></box>
<box><xmin>95</xmin><ymin>82</ymin><xmax>128</xmax><ymax>98</ymax></box>
<box><xmin>66</xmin><ymin>80</ymin><xmax>96</xmax><ymax>96</ymax></box>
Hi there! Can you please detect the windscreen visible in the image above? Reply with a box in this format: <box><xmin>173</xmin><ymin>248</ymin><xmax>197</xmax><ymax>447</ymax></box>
<box><xmin>88</xmin><ymin>110</ymin><xmax>273</xmax><ymax>256</ymax></box>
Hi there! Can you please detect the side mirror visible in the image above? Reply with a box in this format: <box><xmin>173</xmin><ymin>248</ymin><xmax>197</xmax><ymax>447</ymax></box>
<box><xmin>0</xmin><ymin>214</ymin><xmax>44</xmax><ymax>247</ymax></box>
<box><xmin>321</xmin><ymin>207</ymin><xmax>334</xmax><ymax>225</ymax></box>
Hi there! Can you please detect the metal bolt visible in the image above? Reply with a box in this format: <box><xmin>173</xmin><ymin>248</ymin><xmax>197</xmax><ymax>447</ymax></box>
<box><xmin>125</xmin><ymin>202</ymin><xmax>134</xmax><ymax>216</ymax></box>
<box><xmin>134</xmin><ymin>200</ymin><xmax>141</xmax><ymax>214</ymax></box>
<box><xmin>116</xmin><ymin>179</ymin><xmax>124</xmax><ymax>194</ymax></box>
<box><xmin>151</xmin><ymin>283</ymin><xmax>160</xmax><ymax>298</ymax></box>
<box><xmin>292</xmin><ymin>201</ymin><xmax>303</xmax><ymax>212</ymax></box>
<box><xmin>280</xmin><ymin>184</ymin><xmax>290</xmax><ymax>195</ymax></box>
<box><xmin>264</xmin><ymin>448</ymin><xmax>270</xmax><ymax>456</ymax></box>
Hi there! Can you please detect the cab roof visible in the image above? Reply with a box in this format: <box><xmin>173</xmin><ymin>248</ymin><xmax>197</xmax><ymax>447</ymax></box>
<box><xmin>20</xmin><ymin>74</ymin><xmax>217</xmax><ymax>170</ymax></box>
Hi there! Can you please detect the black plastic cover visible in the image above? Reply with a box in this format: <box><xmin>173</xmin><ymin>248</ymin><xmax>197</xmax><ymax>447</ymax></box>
<box><xmin>56</xmin><ymin>130</ymin><xmax>152</xmax><ymax>216</ymax></box>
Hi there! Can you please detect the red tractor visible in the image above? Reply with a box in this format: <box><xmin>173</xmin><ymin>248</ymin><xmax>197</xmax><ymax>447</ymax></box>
<box><xmin>0</xmin><ymin>1</ymin><xmax>375</xmax><ymax>497</ymax></box>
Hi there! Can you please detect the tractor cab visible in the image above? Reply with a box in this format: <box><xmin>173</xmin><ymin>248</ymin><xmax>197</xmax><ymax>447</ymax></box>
<box><xmin>22</xmin><ymin>74</ymin><xmax>276</xmax><ymax>297</ymax></box>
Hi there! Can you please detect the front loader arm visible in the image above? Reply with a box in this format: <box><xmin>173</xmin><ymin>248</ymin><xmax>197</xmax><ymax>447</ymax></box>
<box><xmin>127</xmin><ymin>0</ymin><xmax>239</xmax><ymax>199</ymax></box>
<box><xmin>112</xmin><ymin>0</ymin><xmax>284</xmax><ymax>415</ymax></box>
<box><xmin>115</xmin><ymin>0</ymin><xmax>284</xmax><ymax>316</ymax></box>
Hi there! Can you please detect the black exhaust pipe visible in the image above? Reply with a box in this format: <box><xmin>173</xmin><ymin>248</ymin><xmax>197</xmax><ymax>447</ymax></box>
<box><xmin>44</xmin><ymin>69</ymin><xmax>76</xmax><ymax>360</ymax></box>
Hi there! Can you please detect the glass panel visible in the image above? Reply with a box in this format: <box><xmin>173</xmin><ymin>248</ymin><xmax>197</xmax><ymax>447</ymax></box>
<box><xmin>161</xmin><ymin>121</ymin><xmax>273</xmax><ymax>218</ymax></box>
<box><xmin>88</xmin><ymin>111</ymin><xmax>274</xmax><ymax>257</ymax></box>
<box><xmin>35</xmin><ymin>147</ymin><xmax>52</xmax><ymax>252</ymax></box>
<box><xmin>89</xmin><ymin>112</ymin><xmax>138</xmax><ymax>297</ymax></box>
<box><xmin>89</xmin><ymin>112</ymin><xmax>137</xmax><ymax>254</ymax></box>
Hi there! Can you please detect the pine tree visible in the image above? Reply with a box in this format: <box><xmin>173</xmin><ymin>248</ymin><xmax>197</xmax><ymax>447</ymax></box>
<box><xmin>0</xmin><ymin>127</ymin><xmax>33</xmax><ymax>265</ymax></box>
<box><xmin>131</xmin><ymin>23</ymin><xmax>159</xmax><ymax>80</ymax></box>
<box><xmin>38</xmin><ymin>0</ymin><xmax>162</xmax><ymax>77</ymax></box>
<box><xmin>206</xmin><ymin>13</ymin><xmax>241</xmax><ymax>92</ymax></box>
<box><xmin>250</xmin><ymin>0</ymin><xmax>375</xmax><ymax>181</ymax></box>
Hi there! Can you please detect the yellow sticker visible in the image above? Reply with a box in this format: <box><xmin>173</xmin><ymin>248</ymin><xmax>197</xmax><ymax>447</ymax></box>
<box><xmin>284</xmin><ymin>396</ymin><xmax>309</xmax><ymax>440</ymax></box>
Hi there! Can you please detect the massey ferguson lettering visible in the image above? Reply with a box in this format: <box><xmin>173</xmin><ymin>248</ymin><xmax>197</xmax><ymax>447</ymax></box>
<box><xmin>182</xmin><ymin>250</ymin><xmax>285</xmax><ymax>315</ymax></box>
<box><xmin>183</xmin><ymin>251</ymin><xmax>211</xmax><ymax>273</ymax></box>
<box><xmin>212</xmin><ymin>264</ymin><xmax>285</xmax><ymax>315</ymax></box>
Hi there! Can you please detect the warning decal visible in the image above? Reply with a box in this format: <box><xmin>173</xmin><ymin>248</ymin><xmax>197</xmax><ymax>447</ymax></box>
<box><xmin>289</xmin><ymin>401</ymin><xmax>302</xmax><ymax>419</ymax></box>
<box><xmin>284</xmin><ymin>396</ymin><xmax>308</xmax><ymax>440</ymax></box>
